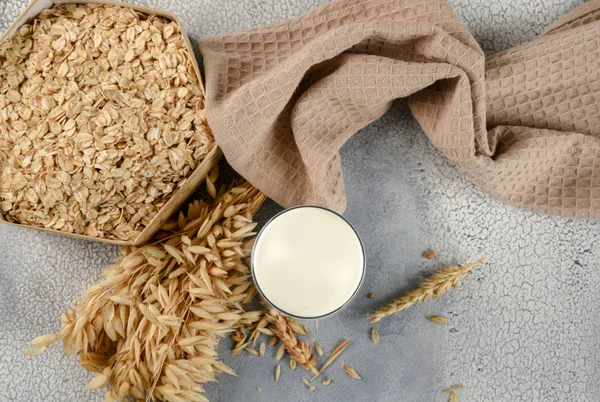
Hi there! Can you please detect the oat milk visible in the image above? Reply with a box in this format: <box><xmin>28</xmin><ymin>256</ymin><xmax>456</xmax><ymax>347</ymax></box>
<box><xmin>252</xmin><ymin>206</ymin><xmax>364</xmax><ymax>318</ymax></box>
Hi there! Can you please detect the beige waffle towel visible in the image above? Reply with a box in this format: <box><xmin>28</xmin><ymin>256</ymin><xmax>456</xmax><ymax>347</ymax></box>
<box><xmin>199</xmin><ymin>0</ymin><xmax>600</xmax><ymax>218</ymax></box>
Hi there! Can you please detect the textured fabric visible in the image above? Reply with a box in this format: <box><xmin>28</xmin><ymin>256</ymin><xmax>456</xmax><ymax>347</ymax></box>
<box><xmin>200</xmin><ymin>0</ymin><xmax>600</xmax><ymax>218</ymax></box>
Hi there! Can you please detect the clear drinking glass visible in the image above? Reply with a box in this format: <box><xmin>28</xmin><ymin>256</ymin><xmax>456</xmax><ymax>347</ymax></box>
<box><xmin>251</xmin><ymin>205</ymin><xmax>365</xmax><ymax>320</ymax></box>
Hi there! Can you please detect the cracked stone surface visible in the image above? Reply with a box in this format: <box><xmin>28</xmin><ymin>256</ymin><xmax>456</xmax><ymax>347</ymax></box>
<box><xmin>1</xmin><ymin>0</ymin><xmax>599</xmax><ymax>401</ymax></box>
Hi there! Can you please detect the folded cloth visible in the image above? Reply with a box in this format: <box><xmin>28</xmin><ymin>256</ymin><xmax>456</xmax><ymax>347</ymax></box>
<box><xmin>199</xmin><ymin>0</ymin><xmax>600</xmax><ymax>218</ymax></box>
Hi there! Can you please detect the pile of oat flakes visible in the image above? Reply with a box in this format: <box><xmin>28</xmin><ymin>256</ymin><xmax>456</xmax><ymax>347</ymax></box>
<box><xmin>0</xmin><ymin>4</ymin><xmax>213</xmax><ymax>240</ymax></box>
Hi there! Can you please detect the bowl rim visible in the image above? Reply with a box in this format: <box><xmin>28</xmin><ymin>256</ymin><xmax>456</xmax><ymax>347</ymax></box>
<box><xmin>250</xmin><ymin>205</ymin><xmax>366</xmax><ymax>320</ymax></box>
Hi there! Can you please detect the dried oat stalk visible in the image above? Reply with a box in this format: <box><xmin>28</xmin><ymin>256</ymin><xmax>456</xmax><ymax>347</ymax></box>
<box><xmin>33</xmin><ymin>181</ymin><xmax>265</xmax><ymax>402</ymax></box>
<box><xmin>443</xmin><ymin>385</ymin><xmax>464</xmax><ymax>393</ymax></box>
<box><xmin>313</xmin><ymin>339</ymin><xmax>350</xmax><ymax>379</ymax></box>
<box><xmin>0</xmin><ymin>4</ymin><xmax>214</xmax><ymax>240</ymax></box>
<box><xmin>370</xmin><ymin>258</ymin><xmax>485</xmax><ymax>323</ymax></box>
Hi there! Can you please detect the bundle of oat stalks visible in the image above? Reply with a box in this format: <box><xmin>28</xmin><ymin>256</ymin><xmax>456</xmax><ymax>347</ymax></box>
<box><xmin>30</xmin><ymin>177</ymin><xmax>319</xmax><ymax>402</ymax></box>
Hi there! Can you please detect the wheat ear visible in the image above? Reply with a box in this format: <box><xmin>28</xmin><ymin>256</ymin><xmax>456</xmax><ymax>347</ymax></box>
<box><xmin>265</xmin><ymin>308</ymin><xmax>319</xmax><ymax>376</ymax></box>
<box><xmin>370</xmin><ymin>258</ymin><xmax>485</xmax><ymax>323</ymax></box>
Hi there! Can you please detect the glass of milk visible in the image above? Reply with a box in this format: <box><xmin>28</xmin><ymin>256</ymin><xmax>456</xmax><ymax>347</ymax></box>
<box><xmin>251</xmin><ymin>206</ymin><xmax>365</xmax><ymax>319</ymax></box>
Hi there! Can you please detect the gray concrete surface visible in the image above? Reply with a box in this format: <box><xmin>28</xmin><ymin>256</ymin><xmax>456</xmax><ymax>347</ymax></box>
<box><xmin>1</xmin><ymin>0</ymin><xmax>599</xmax><ymax>401</ymax></box>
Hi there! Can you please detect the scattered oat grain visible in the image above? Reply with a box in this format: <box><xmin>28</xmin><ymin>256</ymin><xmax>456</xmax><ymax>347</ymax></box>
<box><xmin>302</xmin><ymin>378</ymin><xmax>316</xmax><ymax>391</ymax></box>
<box><xmin>371</xmin><ymin>327</ymin><xmax>379</xmax><ymax>344</ymax></box>
<box><xmin>427</xmin><ymin>316</ymin><xmax>448</xmax><ymax>325</ymax></box>
<box><xmin>275</xmin><ymin>365</ymin><xmax>281</xmax><ymax>383</ymax></box>
<box><xmin>443</xmin><ymin>385</ymin><xmax>463</xmax><ymax>402</ymax></box>
<box><xmin>259</xmin><ymin>341</ymin><xmax>266</xmax><ymax>357</ymax></box>
<box><xmin>424</xmin><ymin>250</ymin><xmax>436</xmax><ymax>259</ymax></box>
<box><xmin>344</xmin><ymin>365</ymin><xmax>361</xmax><ymax>380</ymax></box>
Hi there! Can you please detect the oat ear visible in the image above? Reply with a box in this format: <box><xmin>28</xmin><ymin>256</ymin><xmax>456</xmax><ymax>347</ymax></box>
<box><xmin>37</xmin><ymin>181</ymin><xmax>266</xmax><ymax>401</ymax></box>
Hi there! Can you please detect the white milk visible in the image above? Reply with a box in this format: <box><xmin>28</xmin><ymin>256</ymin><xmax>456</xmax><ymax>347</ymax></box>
<box><xmin>252</xmin><ymin>206</ymin><xmax>364</xmax><ymax>318</ymax></box>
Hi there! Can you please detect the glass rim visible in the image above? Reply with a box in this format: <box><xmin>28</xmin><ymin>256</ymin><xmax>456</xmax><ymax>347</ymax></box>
<box><xmin>250</xmin><ymin>205</ymin><xmax>366</xmax><ymax>320</ymax></box>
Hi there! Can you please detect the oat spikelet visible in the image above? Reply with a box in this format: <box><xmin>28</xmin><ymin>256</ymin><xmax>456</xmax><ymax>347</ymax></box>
<box><xmin>427</xmin><ymin>316</ymin><xmax>448</xmax><ymax>325</ymax></box>
<box><xmin>288</xmin><ymin>320</ymin><xmax>308</xmax><ymax>337</ymax></box>
<box><xmin>315</xmin><ymin>343</ymin><xmax>324</xmax><ymax>356</ymax></box>
<box><xmin>370</xmin><ymin>258</ymin><xmax>485</xmax><ymax>323</ymax></box>
<box><xmin>83</xmin><ymin>374</ymin><xmax>108</xmax><ymax>390</ymax></box>
<box><xmin>344</xmin><ymin>365</ymin><xmax>361</xmax><ymax>380</ymax></box>
<box><xmin>275</xmin><ymin>343</ymin><xmax>285</xmax><ymax>361</ymax></box>
<box><xmin>22</xmin><ymin>347</ymin><xmax>46</xmax><ymax>356</ymax></box>
<box><xmin>30</xmin><ymin>333</ymin><xmax>57</xmax><ymax>347</ymax></box>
